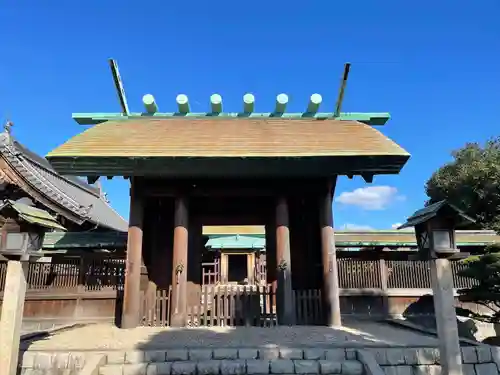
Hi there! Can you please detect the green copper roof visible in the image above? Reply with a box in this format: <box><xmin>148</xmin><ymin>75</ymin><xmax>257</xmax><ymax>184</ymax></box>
<box><xmin>1</xmin><ymin>200</ymin><xmax>66</xmax><ymax>231</ymax></box>
<box><xmin>399</xmin><ymin>200</ymin><xmax>476</xmax><ymax>229</ymax></box>
<box><xmin>205</xmin><ymin>235</ymin><xmax>266</xmax><ymax>250</ymax></box>
<box><xmin>42</xmin><ymin>231</ymin><xmax>126</xmax><ymax>249</ymax></box>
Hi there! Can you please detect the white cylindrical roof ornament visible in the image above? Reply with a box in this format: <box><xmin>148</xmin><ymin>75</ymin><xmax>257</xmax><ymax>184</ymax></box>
<box><xmin>176</xmin><ymin>94</ymin><xmax>190</xmax><ymax>113</ymax></box>
<box><xmin>275</xmin><ymin>93</ymin><xmax>289</xmax><ymax>113</ymax></box>
<box><xmin>142</xmin><ymin>94</ymin><xmax>158</xmax><ymax>114</ymax></box>
<box><xmin>307</xmin><ymin>93</ymin><xmax>322</xmax><ymax>113</ymax></box>
<box><xmin>243</xmin><ymin>93</ymin><xmax>255</xmax><ymax>113</ymax></box>
<box><xmin>210</xmin><ymin>94</ymin><xmax>223</xmax><ymax>113</ymax></box>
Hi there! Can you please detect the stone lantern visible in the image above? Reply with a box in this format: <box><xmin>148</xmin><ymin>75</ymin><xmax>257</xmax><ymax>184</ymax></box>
<box><xmin>399</xmin><ymin>200</ymin><xmax>476</xmax><ymax>375</ymax></box>
<box><xmin>399</xmin><ymin>200</ymin><xmax>475</xmax><ymax>259</ymax></box>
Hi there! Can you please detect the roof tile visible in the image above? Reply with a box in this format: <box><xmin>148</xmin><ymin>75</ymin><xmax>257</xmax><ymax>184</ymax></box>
<box><xmin>47</xmin><ymin>118</ymin><xmax>409</xmax><ymax>158</ymax></box>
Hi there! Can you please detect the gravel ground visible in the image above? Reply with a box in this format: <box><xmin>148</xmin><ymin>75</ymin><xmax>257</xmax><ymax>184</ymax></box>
<box><xmin>21</xmin><ymin>321</ymin><xmax>440</xmax><ymax>351</ymax></box>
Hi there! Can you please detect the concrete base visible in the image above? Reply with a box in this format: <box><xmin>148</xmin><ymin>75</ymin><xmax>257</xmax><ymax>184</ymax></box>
<box><xmin>0</xmin><ymin>261</ymin><xmax>28</xmax><ymax>375</ymax></box>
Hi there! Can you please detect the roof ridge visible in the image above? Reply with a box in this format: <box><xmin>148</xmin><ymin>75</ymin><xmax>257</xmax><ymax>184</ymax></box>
<box><xmin>0</xmin><ymin>132</ymin><xmax>128</xmax><ymax>231</ymax></box>
<box><xmin>13</xmin><ymin>139</ymin><xmax>101</xmax><ymax>197</ymax></box>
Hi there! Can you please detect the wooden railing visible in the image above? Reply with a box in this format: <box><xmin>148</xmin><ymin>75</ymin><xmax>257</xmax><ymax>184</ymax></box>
<box><xmin>0</xmin><ymin>258</ymin><xmax>479</xmax><ymax>294</ymax></box>
<box><xmin>0</xmin><ymin>256</ymin><xmax>126</xmax><ymax>293</ymax></box>
<box><xmin>141</xmin><ymin>287</ymin><xmax>172</xmax><ymax>327</ymax></box>
<box><xmin>186</xmin><ymin>284</ymin><xmax>277</xmax><ymax>327</ymax></box>
<box><xmin>338</xmin><ymin>259</ymin><xmax>478</xmax><ymax>290</ymax></box>
<box><xmin>293</xmin><ymin>289</ymin><xmax>323</xmax><ymax>325</ymax></box>
<box><xmin>202</xmin><ymin>260</ymin><xmax>220</xmax><ymax>285</ymax></box>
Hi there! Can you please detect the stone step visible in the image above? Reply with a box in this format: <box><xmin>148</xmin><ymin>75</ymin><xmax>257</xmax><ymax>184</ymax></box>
<box><xmin>98</xmin><ymin>359</ymin><xmax>363</xmax><ymax>375</ymax></box>
<box><xmin>17</xmin><ymin>348</ymin><xmax>365</xmax><ymax>375</ymax></box>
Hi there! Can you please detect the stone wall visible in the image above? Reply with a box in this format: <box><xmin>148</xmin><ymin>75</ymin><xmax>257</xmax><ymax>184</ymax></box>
<box><xmin>365</xmin><ymin>347</ymin><xmax>500</xmax><ymax>375</ymax></box>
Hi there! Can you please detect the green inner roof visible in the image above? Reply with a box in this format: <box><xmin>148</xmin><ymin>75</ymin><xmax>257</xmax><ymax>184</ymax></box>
<box><xmin>2</xmin><ymin>200</ymin><xmax>66</xmax><ymax>231</ymax></box>
<box><xmin>206</xmin><ymin>235</ymin><xmax>266</xmax><ymax>250</ymax></box>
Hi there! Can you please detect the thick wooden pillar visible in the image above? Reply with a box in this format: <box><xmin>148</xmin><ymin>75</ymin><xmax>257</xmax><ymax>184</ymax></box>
<box><xmin>265</xmin><ymin>223</ymin><xmax>277</xmax><ymax>287</ymax></box>
<box><xmin>187</xmin><ymin>220</ymin><xmax>203</xmax><ymax>308</ymax></box>
<box><xmin>121</xmin><ymin>180</ymin><xmax>144</xmax><ymax>329</ymax></box>
<box><xmin>320</xmin><ymin>178</ymin><xmax>341</xmax><ymax>327</ymax></box>
<box><xmin>276</xmin><ymin>197</ymin><xmax>295</xmax><ymax>325</ymax></box>
<box><xmin>170</xmin><ymin>196</ymin><xmax>189</xmax><ymax>327</ymax></box>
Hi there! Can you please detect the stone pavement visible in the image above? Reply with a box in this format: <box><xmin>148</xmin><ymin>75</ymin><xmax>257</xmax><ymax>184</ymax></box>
<box><xmin>16</xmin><ymin>322</ymin><xmax>500</xmax><ymax>375</ymax></box>
<box><xmin>20</xmin><ymin>322</ymin><xmax>441</xmax><ymax>351</ymax></box>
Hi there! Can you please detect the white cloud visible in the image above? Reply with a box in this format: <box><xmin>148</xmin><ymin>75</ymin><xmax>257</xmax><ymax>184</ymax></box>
<box><xmin>339</xmin><ymin>223</ymin><xmax>375</xmax><ymax>231</ymax></box>
<box><xmin>391</xmin><ymin>223</ymin><xmax>402</xmax><ymax>229</ymax></box>
<box><xmin>335</xmin><ymin>186</ymin><xmax>405</xmax><ymax>210</ymax></box>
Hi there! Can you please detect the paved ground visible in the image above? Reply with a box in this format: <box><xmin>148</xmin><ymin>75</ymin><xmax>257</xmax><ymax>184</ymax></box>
<box><xmin>21</xmin><ymin>321</ymin><xmax>441</xmax><ymax>351</ymax></box>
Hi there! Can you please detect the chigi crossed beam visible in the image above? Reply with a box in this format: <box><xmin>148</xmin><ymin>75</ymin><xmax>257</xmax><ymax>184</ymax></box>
<box><xmin>72</xmin><ymin>59</ymin><xmax>390</xmax><ymax>126</ymax></box>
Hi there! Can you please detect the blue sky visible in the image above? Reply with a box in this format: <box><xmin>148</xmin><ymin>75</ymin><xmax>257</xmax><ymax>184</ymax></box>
<box><xmin>1</xmin><ymin>0</ymin><xmax>499</xmax><ymax>231</ymax></box>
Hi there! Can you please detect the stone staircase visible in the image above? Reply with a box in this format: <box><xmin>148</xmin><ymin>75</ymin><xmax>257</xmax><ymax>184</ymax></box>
<box><xmin>17</xmin><ymin>346</ymin><xmax>500</xmax><ymax>375</ymax></box>
<box><xmin>98</xmin><ymin>347</ymin><xmax>364</xmax><ymax>375</ymax></box>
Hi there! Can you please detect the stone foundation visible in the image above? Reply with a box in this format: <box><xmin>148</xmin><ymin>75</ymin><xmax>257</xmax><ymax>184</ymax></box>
<box><xmin>17</xmin><ymin>346</ymin><xmax>500</xmax><ymax>375</ymax></box>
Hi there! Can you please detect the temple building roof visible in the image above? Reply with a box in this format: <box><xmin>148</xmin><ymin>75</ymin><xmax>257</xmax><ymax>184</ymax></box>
<box><xmin>38</xmin><ymin>228</ymin><xmax>500</xmax><ymax>251</ymax></box>
<box><xmin>48</xmin><ymin>118</ymin><xmax>408</xmax><ymax>158</ymax></box>
<box><xmin>0</xmin><ymin>131</ymin><xmax>128</xmax><ymax>232</ymax></box>
<box><xmin>46</xmin><ymin>118</ymin><xmax>410</xmax><ymax>177</ymax></box>
<box><xmin>45</xmin><ymin>60</ymin><xmax>411</xmax><ymax>178</ymax></box>
<box><xmin>0</xmin><ymin>199</ymin><xmax>67</xmax><ymax>231</ymax></box>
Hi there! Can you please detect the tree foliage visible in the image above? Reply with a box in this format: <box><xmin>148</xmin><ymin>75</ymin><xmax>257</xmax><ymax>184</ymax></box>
<box><xmin>456</xmin><ymin>244</ymin><xmax>500</xmax><ymax>323</ymax></box>
<box><xmin>425</xmin><ymin>137</ymin><xmax>500</xmax><ymax>232</ymax></box>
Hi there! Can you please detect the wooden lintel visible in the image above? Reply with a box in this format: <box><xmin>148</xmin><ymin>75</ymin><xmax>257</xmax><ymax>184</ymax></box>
<box><xmin>72</xmin><ymin>112</ymin><xmax>391</xmax><ymax>126</ymax></box>
<box><xmin>145</xmin><ymin>186</ymin><xmax>277</xmax><ymax>198</ymax></box>
<box><xmin>361</xmin><ymin>174</ymin><xmax>374</xmax><ymax>183</ymax></box>
<box><xmin>87</xmin><ymin>176</ymin><xmax>100</xmax><ymax>184</ymax></box>
<box><xmin>141</xmin><ymin>179</ymin><xmax>328</xmax><ymax>198</ymax></box>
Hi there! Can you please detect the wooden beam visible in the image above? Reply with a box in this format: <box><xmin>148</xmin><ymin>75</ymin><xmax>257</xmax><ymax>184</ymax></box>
<box><xmin>176</xmin><ymin>94</ymin><xmax>190</xmax><ymax>114</ymax></box>
<box><xmin>275</xmin><ymin>94</ymin><xmax>288</xmax><ymax>113</ymax></box>
<box><xmin>307</xmin><ymin>94</ymin><xmax>322</xmax><ymax>113</ymax></box>
<box><xmin>86</xmin><ymin>176</ymin><xmax>99</xmax><ymax>184</ymax></box>
<box><xmin>243</xmin><ymin>93</ymin><xmax>255</xmax><ymax>113</ymax></box>
<box><xmin>334</xmin><ymin>63</ymin><xmax>351</xmax><ymax>117</ymax></box>
<box><xmin>210</xmin><ymin>94</ymin><xmax>223</xmax><ymax>113</ymax></box>
<box><xmin>72</xmin><ymin>112</ymin><xmax>391</xmax><ymax>125</ymax></box>
<box><xmin>361</xmin><ymin>174</ymin><xmax>374</xmax><ymax>183</ymax></box>
<box><xmin>108</xmin><ymin>59</ymin><xmax>130</xmax><ymax>115</ymax></box>
<box><xmin>142</xmin><ymin>94</ymin><xmax>158</xmax><ymax>114</ymax></box>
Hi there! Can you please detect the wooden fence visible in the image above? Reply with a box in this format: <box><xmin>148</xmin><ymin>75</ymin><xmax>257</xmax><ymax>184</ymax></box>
<box><xmin>0</xmin><ymin>256</ymin><xmax>125</xmax><ymax>292</ymax></box>
<box><xmin>0</xmin><ymin>256</ymin><xmax>486</xmax><ymax>327</ymax></box>
<box><xmin>0</xmin><ymin>257</ymin><xmax>478</xmax><ymax>294</ymax></box>
<box><xmin>187</xmin><ymin>285</ymin><xmax>277</xmax><ymax>327</ymax></box>
<box><xmin>337</xmin><ymin>259</ymin><xmax>477</xmax><ymax>289</ymax></box>
<box><xmin>202</xmin><ymin>260</ymin><xmax>220</xmax><ymax>285</ymax></box>
<box><xmin>141</xmin><ymin>285</ymin><xmax>324</xmax><ymax>327</ymax></box>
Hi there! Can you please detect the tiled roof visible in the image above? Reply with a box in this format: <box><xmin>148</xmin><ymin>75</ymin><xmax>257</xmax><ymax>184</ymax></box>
<box><xmin>47</xmin><ymin>118</ymin><xmax>409</xmax><ymax>158</ymax></box>
<box><xmin>0</xmin><ymin>199</ymin><xmax>67</xmax><ymax>231</ymax></box>
<box><xmin>0</xmin><ymin>132</ymin><xmax>128</xmax><ymax>232</ymax></box>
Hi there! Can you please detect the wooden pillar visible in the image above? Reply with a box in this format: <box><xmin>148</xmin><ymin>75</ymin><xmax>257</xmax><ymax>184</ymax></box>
<box><xmin>170</xmin><ymin>196</ymin><xmax>189</xmax><ymax>327</ymax></box>
<box><xmin>276</xmin><ymin>196</ymin><xmax>295</xmax><ymax>325</ymax></box>
<box><xmin>320</xmin><ymin>178</ymin><xmax>341</xmax><ymax>327</ymax></box>
<box><xmin>265</xmin><ymin>223</ymin><xmax>277</xmax><ymax>287</ymax></box>
<box><xmin>220</xmin><ymin>253</ymin><xmax>228</xmax><ymax>283</ymax></box>
<box><xmin>121</xmin><ymin>180</ymin><xmax>144</xmax><ymax>329</ymax></box>
<box><xmin>187</xmin><ymin>220</ymin><xmax>203</xmax><ymax>308</ymax></box>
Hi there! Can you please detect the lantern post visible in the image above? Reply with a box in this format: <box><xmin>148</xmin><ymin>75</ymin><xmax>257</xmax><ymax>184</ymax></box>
<box><xmin>399</xmin><ymin>200</ymin><xmax>475</xmax><ymax>375</ymax></box>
